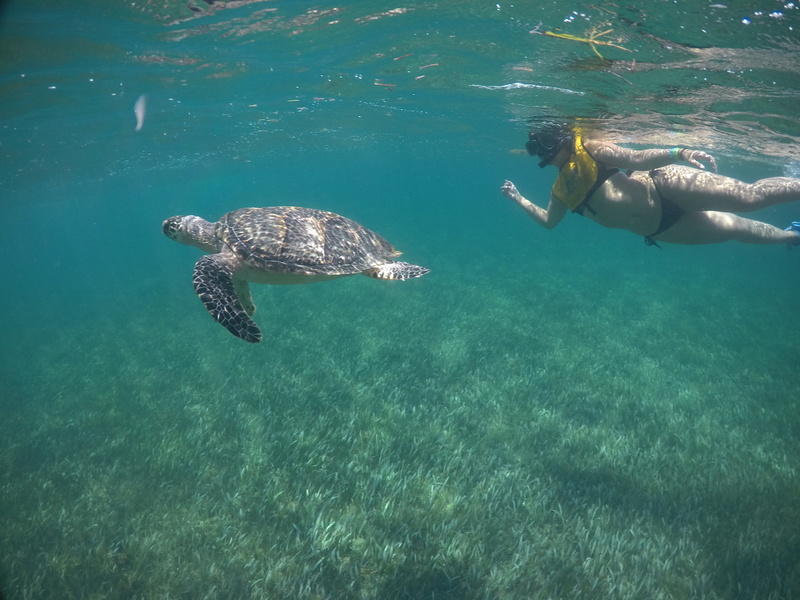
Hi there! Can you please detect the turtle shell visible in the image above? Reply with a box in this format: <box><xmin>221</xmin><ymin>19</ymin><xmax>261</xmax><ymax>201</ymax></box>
<box><xmin>215</xmin><ymin>206</ymin><xmax>401</xmax><ymax>275</ymax></box>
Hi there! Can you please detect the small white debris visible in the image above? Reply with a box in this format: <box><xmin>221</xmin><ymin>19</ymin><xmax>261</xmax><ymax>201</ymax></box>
<box><xmin>134</xmin><ymin>94</ymin><xmax>147</xmax><ymax>131</ymax></box>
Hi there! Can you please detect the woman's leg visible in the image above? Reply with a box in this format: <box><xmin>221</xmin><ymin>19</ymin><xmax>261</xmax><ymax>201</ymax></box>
<box><xmin>654</xmin><ymin>210</ymin><xmax>800</xmax><ymax>245</ymax></box>
<box><xmin>651</xmin><ymin>165</ymin><xmax>800</xmax><ymax>212</ymax></box>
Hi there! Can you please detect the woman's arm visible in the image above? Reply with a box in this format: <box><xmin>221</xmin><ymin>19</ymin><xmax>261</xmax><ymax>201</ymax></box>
<box><xmin>583</xmin><ymin>140</ymin><xmax>717</xmax><ymax>172</ymax></box>
<box><xmin>501</xmin><ymin>180</ymin><xmax>568</xmax><ymax>229</ymax></box>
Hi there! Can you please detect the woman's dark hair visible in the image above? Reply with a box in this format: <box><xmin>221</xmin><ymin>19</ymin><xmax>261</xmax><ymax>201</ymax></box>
<box><xmin>526</xmin><ymin>123</ymin><xmax>573</xmax><ymax>168</ymax></box>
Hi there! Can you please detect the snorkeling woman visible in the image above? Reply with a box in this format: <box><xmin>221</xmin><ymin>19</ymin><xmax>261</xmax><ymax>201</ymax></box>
<box><xmin>501</xmin><ymin>123</ymin><xmax>800</xmax><ymax>247</ymax></box>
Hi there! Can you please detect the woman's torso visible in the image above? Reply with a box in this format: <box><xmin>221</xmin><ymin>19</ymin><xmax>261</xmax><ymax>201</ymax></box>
<box><xmin>579</xmin><ymin>166</ymin><xmax>662</xmax><ymax>236</ymax></box>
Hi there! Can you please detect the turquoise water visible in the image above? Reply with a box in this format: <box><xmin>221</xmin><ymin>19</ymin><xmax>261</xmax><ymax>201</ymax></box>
<box><xmin>1</xmin><ymin>1</ymin><xmax>799</xmax><ymax>598</ymax></box>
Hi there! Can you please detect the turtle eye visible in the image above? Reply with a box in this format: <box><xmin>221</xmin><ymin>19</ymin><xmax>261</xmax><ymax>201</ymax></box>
<box><xmin>162</xmin><ymin>216</ymin><xmax>184</xmax><ymax>239</ymax></box>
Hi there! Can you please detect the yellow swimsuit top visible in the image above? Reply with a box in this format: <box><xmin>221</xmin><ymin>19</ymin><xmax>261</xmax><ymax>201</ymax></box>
<box><xmin>551</xmin><ymin>134</ymin><xmax>601</xmax><ymax>212</ymax></box>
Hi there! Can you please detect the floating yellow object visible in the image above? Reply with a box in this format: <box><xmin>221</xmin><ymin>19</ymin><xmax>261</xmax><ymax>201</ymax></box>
<box><xmin>533</xmin><ymin>26</ymin><xmax>631</xmax><ymax>59</ymax></box>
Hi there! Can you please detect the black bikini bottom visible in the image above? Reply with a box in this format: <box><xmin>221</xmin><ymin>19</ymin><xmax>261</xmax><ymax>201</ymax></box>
<box><xmin>645</xmin><ymin>168</ymin><xmax>685</xmax><ymax>245</ymax></box>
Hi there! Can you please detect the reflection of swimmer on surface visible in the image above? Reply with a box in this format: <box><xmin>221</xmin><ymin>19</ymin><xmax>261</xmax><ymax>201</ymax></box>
<box><xmin>501</xmin><ymin>123</ymin><xmax>800</xmax><ymax>248</ymax></box>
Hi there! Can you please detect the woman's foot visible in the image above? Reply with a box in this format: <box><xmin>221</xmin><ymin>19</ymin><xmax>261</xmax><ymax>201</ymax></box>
<box><xmin>784</xmin><ymin>221</ymin><xmax>800</xmax><ymax>247</ymax></box>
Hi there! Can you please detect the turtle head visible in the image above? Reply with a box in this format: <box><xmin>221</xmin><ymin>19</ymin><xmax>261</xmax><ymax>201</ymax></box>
<box><xmin>162</xmin><ymin>215</ymin><xmax>217</xmax><ymax>251</ymax></box>
<box><xmin>162</xmin><ymin>215</ymin><xmax>187</xmax><ymax>241</ymax></box>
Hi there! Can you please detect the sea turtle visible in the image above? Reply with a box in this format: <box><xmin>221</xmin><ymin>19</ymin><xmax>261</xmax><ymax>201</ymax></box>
<box><xmin>162</xmin><ymin>206</ymin><xmax>430</xmax><ymax>343</ymax></box>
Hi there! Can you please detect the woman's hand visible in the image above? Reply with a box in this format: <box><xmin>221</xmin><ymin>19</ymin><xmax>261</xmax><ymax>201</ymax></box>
<box><xmin>682</xmin><ymin>149</ymin><xmax>718</xmax><ymax>173</ymax></box>
<box><xmin>501</xmin><ymin>180</ymin><xmax>522</xmax><ymax>201</ymax></box>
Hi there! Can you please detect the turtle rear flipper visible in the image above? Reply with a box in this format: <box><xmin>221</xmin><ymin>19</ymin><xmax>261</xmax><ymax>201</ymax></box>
<box><xmin>233</xmin><ymin>278</ymin><xmax>256</xmax><ymax>316</ymax></box>
<box><xmin>193</xmin><ymin>253</ymin><xmax>262</xmax><ymax>343</ymax></box>
<box><xmin>365</xmin><ymin>261</ymin><xmax>430</xmax><ymax>281</ymax></box>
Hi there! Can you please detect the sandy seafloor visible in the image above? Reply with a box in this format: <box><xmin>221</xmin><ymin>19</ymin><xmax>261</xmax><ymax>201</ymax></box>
<box><xmin>1</xmin><ymin>1</ymin><xmax>799</xmax><ymax>598</ymax></box>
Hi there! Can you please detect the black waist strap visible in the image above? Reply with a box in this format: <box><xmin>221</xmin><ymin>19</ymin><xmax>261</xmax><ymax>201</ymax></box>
<box><xmin>574</xmin><ymin>167</ymin><xmax>621</xmax><ymax>216</ymax></box>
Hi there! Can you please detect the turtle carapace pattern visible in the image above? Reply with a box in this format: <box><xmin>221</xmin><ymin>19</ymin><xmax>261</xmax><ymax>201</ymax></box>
<box><xmin>162</xmin><ymin>206</ymin><xmax>430</xmax><ymax>343</ymax></box>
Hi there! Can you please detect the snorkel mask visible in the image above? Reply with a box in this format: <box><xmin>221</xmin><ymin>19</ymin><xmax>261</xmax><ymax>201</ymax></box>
<box><xmin>526</xmin><ymin>125</ymin><xmax>573</xmax><ymax>168</ymax></box>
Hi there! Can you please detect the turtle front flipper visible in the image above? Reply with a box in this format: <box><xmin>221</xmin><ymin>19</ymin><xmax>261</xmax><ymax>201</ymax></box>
<box><xmin>193</xmin><ymin>253</ymin><xmax>262</xmax><ymax>343</ymax></box>
<box><xmin>365</xmin><ymin>261</ymin><xmax>430</xmax><ymax>280</ymax></box>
